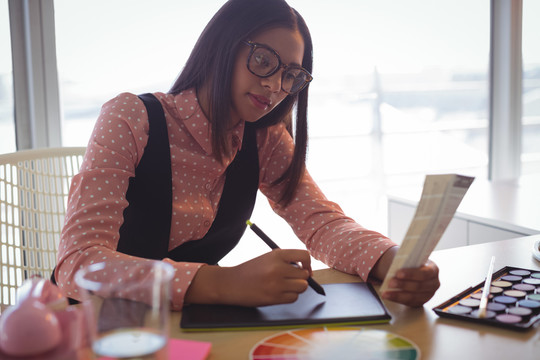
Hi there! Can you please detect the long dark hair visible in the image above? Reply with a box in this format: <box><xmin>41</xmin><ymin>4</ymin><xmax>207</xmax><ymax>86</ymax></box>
<box><xmin>169</xmin><ymin>0</ymin><xmax>313</xmax><ymax>206</ymax></box>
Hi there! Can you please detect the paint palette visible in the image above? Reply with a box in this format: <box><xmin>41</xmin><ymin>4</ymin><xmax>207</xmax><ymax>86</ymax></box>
<box><xmin>250</xmin><ymin>327</ymin><xmax>419</xmax><ymax>360</ymax></box>
<box><xmin>433</xmin><ymin>266</ymin><xmax>540</xmax><ymax>331</ymax></box>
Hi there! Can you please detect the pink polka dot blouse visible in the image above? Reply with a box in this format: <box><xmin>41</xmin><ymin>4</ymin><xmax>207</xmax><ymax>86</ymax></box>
<box><xmin>55</xmin><ymin>90</ymin><xmax>396</xmax><ymax>310</ymax></box>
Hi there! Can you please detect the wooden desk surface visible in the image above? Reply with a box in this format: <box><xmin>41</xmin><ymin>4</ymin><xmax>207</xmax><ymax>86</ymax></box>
<box><xmin>170</xmin><ymin>235</ymin><xmax>540</xmax><ymax>360</ymax></box>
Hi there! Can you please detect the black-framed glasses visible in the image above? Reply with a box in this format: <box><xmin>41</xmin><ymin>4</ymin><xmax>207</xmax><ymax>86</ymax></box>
<box><xmin>243</xmin><ymin>40</ymin><xmax>313</xmax><ymax>95</ymax></box>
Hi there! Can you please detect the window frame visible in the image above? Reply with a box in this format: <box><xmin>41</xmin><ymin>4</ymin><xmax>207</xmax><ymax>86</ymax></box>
<box><xmin>488</xmin><ymin>0</ymin><xmax>523</xmax><ymax>181</ymax></box>
<box><xmin>9</xmin><ymin>0</ymin><xmax>61</xmax><ymax>150</ymax></box>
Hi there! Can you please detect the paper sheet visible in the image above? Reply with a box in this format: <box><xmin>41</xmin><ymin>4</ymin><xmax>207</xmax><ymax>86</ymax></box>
<box><xmin>380</xmin><ymin>174</ymin><xmax>474</xmax><ymax>292</ymax></box>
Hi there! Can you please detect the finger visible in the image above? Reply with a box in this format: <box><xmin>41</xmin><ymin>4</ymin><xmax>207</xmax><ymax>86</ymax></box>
<box><xmin>388</xmin><ymin>276</ymin><xmax>440</xmax><ymax>293</ymax></box>
<box><xmin>277</xmin><ymin>249</ymin><xmax>312</xmax><ymax>272</ymax></box>
<box><xmin>279</xmin><ymin>292</ymin><xmax>301</xmax><ymax>304</ymax></box>
<box><xmin>284</xmin><ymin>265</ymin><xmax>310</xmax><ymax>280</ymax></box>
<box><xmin>261</xmin><ymin>279</ymin><xmax>307</xmax><ymax>306</ymax></box>
<box><xmin>278</xmin><ymin>280</ymin><xmax>310</xmax><ymax>304</ymax></box>
<box><xmin>275</xmin><ymin>261</ymin><xmax>310</xmax><ymax>280</ymax></box>
<box><xmin>284</xmin><ymin>278</ymin><xmax>309</xmax><ymax>293</ymax></box>
<box><xmin>396</xmin><ymin>261</ymin><xmax>439</xmax><ymax>282</ymax></box>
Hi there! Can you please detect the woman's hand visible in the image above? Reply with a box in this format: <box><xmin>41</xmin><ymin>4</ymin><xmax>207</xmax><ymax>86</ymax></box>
<box><xmin>185</xmin><ymin>249</ymin><xmax>312</xmax><ymax>307</ymax></box>
<box><xmin>380</xmin><ymin>260</ymin><xmax>440</xmax><ymax>307</ymax></box>
<box><xmin>371</xmin><ymin>246</ymin><xmax>440</xmax><ymax>307</ymax></box>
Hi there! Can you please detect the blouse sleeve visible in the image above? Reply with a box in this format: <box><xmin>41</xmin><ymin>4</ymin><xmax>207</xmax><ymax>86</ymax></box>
<box><xmin>54</xmin><ymin>93</ymin><xmax>202</xmax><ymax>310</ymax></box>
<box><xmin>257</xmin><ymin>123</ymin><xmax>397</xmax><ymax>281</ymax></box>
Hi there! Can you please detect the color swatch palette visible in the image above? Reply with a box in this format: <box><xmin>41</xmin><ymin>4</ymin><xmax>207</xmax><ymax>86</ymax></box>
<box><xmin>250</xmin><ymin>327</ymin><xmax>419</xmax><ymax>360</ymax></box>
<box><xmin>433</xmin><ymin>266</ymin><xmax>540</xmax><ymax>331</ymax></box>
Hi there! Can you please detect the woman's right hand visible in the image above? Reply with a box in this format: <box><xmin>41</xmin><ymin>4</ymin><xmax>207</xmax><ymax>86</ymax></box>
<box><xmin>185</xmin><ymin>249</ymin><xmax>312</xmax><ymax>307</ymax></box>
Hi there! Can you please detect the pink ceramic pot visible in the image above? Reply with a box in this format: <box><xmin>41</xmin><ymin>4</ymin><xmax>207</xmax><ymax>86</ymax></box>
<box><xmin>0</xmin><ymin>299</ymin><xmax>62</xmax><ymax>356</ymax></box>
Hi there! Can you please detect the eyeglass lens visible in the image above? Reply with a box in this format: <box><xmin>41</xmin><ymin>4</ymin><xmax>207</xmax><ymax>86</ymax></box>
<box><xmin>248</xmin><ymin>47</ymin><xmax>310</xmax><ymax>94</ymax></box>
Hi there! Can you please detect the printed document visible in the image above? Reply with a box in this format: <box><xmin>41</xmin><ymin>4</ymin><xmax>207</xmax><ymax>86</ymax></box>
<box><xmin>380</xmin><ymin>174</ymin><xmax>475</xmax><ymax>292</ymax></box>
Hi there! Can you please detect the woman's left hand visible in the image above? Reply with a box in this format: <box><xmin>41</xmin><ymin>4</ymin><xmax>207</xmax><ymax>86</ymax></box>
<box><xmin>380</xmin><ymin>260</ymin><xmax>440</xmax><ymax>307</ymax></box>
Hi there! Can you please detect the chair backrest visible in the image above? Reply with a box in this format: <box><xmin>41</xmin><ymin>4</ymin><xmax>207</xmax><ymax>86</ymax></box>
<box><xmin>0</xmin><ymin>147</ymin><xmax>85</xmax><ymax>310</ymax></box>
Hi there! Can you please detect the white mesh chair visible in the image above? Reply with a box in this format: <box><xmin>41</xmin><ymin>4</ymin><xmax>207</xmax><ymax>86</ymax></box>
<box><xmin>0</xmin><ymin>147</ymin><xmax>85</xmax><ymax>310</ymax></box>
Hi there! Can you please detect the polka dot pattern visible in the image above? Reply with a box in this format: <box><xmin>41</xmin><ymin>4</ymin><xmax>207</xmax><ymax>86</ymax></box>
<box><xmin>55</xmin><ymin>90</ymin><xmax>396</xmax><ymax>310</ymax></box>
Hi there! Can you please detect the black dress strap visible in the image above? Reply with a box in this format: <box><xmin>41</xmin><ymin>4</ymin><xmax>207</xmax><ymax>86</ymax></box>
<box><xmin>167</xmin><ymin>122</ymin><xmax>259</xmax><ymax>264</ymax></box>
<box><xmin>51</xmin><ymin>93</ymin><xmax>171</xmax><ymax>288</ymax></box>
<box><xmin>116</xmin><ymin>93</ymin><xmax>173</xmax><ymax>259</ymax></box>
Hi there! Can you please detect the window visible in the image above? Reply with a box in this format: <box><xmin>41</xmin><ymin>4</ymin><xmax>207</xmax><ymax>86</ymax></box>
<box><xmin>54</xmin><ymin>0</ymin><xmax>224</xmax><ymax>146</ymax></box>
<box><xmin>288</xmin><ymin>0</ymin><xmax>490</xmax><ymax>232</ymax></box>
<box><xmin>0</xmin><ymin>0</ymin><xmax>15</xmax><ymax>154</ymax></box>
<box><xmin>0</xmin><ymin>0</ymin><xmax>519</xmax><ymax>267</ymax></box>
<box><xmin>53</xmin><ymin>1</ymin><xmax>492</xmax><ymax>266</ymax></box>
<box><xmin>522</xmin><ymin>0</ymin><xmax>540</xmax><ymax>174</ymax></box>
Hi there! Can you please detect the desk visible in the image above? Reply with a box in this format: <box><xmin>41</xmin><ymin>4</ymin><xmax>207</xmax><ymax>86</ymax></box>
<box><xmin>171</xmin><ymin>235</ymin><xmax>540</xmax><ymax>360</ymax></box>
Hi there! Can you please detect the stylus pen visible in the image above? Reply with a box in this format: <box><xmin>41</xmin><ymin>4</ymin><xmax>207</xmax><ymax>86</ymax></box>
<box><xmin>246</xmin><ymin>220</ymin><xmax>326</xmax><ymax>296</ymax></box>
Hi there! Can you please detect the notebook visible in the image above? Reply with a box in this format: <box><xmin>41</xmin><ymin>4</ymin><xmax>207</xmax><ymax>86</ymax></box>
<box><xmin>180</xmin><ymin>282</ymin><xmax>391</xmax><ymax>331</ymax></box>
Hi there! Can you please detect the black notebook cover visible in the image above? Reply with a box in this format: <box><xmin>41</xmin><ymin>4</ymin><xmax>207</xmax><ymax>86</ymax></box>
<box><xmin>180</xmin><ymin>282</ymin><xmax>391</xmax><ymax>331</ymax></box>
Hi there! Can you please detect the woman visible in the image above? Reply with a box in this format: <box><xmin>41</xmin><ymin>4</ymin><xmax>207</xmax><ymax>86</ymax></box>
<box><xmin>55</xmin><ymin>0</ymin><xmax>439</xmax><ymax>310</ymax></box>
